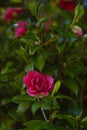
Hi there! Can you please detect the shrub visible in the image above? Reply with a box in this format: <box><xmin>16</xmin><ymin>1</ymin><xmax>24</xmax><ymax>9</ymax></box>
<box><xmin>0</xmin><ymin>0</ymin><xmax>87</xmax><ymax>130</ymax></box>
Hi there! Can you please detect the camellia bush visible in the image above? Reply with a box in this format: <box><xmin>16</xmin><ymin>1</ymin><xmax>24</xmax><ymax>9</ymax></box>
<box><xmin>0</xmin><ymin>0</ymin><xmax>87</xmax><ymax>130</ymax></box>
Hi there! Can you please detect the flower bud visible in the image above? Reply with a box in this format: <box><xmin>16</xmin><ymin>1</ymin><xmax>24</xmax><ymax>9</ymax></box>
<box><xmin>72</xmin><ymin>25</ymin><xmax>83</xmax><ymax>36</ymax></box>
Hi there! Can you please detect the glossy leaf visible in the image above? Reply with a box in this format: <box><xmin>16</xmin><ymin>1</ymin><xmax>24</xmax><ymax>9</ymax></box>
<box><xmin>12</xmin><ymin>95</ymin><xmax>33</xmax><ymax>103</ymax></box>
<box><xmin>64</xmin><ymin>78</ymin><xmax>79</xmax><ymax>95</ymax></box>
<box><xmin>23</xmin><ymin>120</ymin><xmax>47</xmax><ymax>130</ymax></box>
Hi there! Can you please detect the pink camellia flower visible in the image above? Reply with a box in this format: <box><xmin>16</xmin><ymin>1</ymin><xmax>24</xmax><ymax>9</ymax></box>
<box><xmin>22</xmin><ymin>70</ymin><xmax>54</xmax><ymax>97</ymax></box>
<box><xmin>72</xmin><ymin>25</ymin><xmax>83</xmax><ymax>36</ymax></box>
<box><xmin>3</xmin><ymin>7</ymin><xmax>23</xmax><ymax>23</ymax></box>
<box><xmin>59</xmin><ymin>0</ymin><xmax>76</xmax><ymax>11</ymax></box>
<box><xmin>13</xmin><ymin>7</ymin><xmax>23</xmax><ymax>13</ymax></box>
<box><xmin>15</xmin><ymin>21</ymin><xmax>28</xmax><ymax>38</ymax></box>
<box><xmin>44</xmin><ymin>19</ymin><xmax>53</xmax><ymax>32</ymax></box>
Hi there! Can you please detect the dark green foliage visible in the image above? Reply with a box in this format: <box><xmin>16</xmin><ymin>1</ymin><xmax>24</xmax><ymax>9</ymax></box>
<box><xmin>0</xmin><ymin>0</ymin><xmax>87</xmax><ymax>129</ymax></box>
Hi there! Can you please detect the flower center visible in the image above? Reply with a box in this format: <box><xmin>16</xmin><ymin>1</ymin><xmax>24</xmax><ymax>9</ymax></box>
<box><xmin>33</xmin><ymin>76</ymin><xmax>47</xmax><ymax>91</ymax></box>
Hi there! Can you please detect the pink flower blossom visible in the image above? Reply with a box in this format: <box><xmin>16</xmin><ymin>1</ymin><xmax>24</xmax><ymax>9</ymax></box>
<box><xmin>44</xmin><ymin>20</ymin><xmax>53</xmax><ymax>32</ymax></box>
<box><xmin>15</xmin><ymin>21</ymin><xmax>28</xmax><ymax>38</ymax></box>
<box><xmin>72</xmin><ymin>25</ymin><xmax>83</xmax><ymax>36</ymax></box>
<box><xmin>3</xmin><ymin>7</ymin><xmax>23</xmax><ymax>23</ymax></box>
<box><xmin>59</xmin><ymin>0</ymin><xmax>76</xmax><ymax>11</ymax></box>
<box><xmin>22</xmin><ymin>70</ymin><xmax>54</xmax><ymax>97</ymax></box>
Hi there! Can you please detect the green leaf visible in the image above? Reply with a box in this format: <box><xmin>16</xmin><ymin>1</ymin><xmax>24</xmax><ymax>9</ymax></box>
<box><xmin>35</xmin><ymin>53</ymin><xmax>46</xmax><ymax>72</ymax></box>
<box><xmin>23</xmin><ymin>120</ymin><xmax>47</xmax><ymax>130</ymax></box>
<box><xmin>81</xmin><ymin>117</ymin><xmax>87</xmax><ymax>129</ymax></box>
<box><xmin>82</xmin><ymin>117</ymin><xmax>87</xmax><ymax>123</ymax></box>
<box><xmin>54</xmin><ymin>127</ymin><xmax>67</xmax><ymax>130</ymax></box>
<box><xmin>24</xmin><ymin>62</ymin><xmax>34</xmax><ymax>72</ymax></box>
<box><xmin>28</xmin><ymin>0</ymin><xmax>38</xmax><ymax>17</ymax></box>
<box><xmin>46</xmin><ymin>123</ymin><xmax>67</xmax><ymax>130</ymax></box>
<box><xmin>64</xmin><ymin>69</ymin><xmax>75</xmax><ymax>78</ymax></box>
<box><xmin>0</xmin><ymin>123</ymin><xmax>13</xmax><ymax>130</ymax></box>
<box><xmin>41</xmin><ymin>97</ymin><xmax>51</xmax><ymax>110</ymax></box>
<box><xmin>51</xmin><ymin>110</ymin><xmax>59</xmax><ymax>119</ymax></box>
<box><xmin>74</xmin><ymin>4</ymin><xmax>80</xmax><ymax>19</ymax></box>
<box><xmin>29</xmin><ymin>45</ymin><xmax>40</xmax><ymax>55</ymax></box>
<box><xmin>31</xmin><ymin>102</ymin><xmax>41</xmax><ymax>115</ymax></box>
<box><xmin>0</xmin><ymin>117</ymin><xmax>15</xmax><ymax>130</ymax></box>
<box><xmin>42</xmin><ymin>96</ymin><xmax>59</xmax><ymax>110</ymax></box>
<box><xmin>0</xmin><ymin>74</ymin><xmax>8</xmax><ymax>82</ymax></box>
<box><xmin>1</xmin><ymin>62</ymin><xmax>13</xmax><ymax>74</ymax></box>
<box><xmin>51</xmin><ymin>80</ymin><xmax>61</xmax><ymax>97</ymax></box>
<box><xmin>52</xmin><ymin>97</ymin><xmax>60</xmax><ymax>109</ymax></box>
<box><xmin>56</xmin><ymin>95</ymin><xmax>76</xmax><ymax>104</ymax></box>
<box><xmin>12</xmin><ymin>0</ymin><xmax>21</xmax><ymax>2</ymax></box>
<box><xmin>46</xmin><ymin>123</ymin><xmax>55</xmax><ymax>130</ymax></box>
<box><xmin>76</xmin><ymin>5</ymin><xmax>84</xmax><ymax>22</ymax></box>
<box><xmin>52</xmin><ymin>111</ymin><xmax>77</xmax><ymax>127</ymax></box>
<box><xmin>12</xmin><ymin>94</ymin><xmax>33</xmax><ymax>103</ymax></box>
<box><xmin>64</xmin><ymin>78</ymin><xmax>79</xmax><ymax>95</ymax></box>
<box><xmin>15</xmin><ymin>46</ymin><xmax>28</xmax><ymax>62</ymax></box>
<box><xmin>8</xmin><ymin>109</ymin><xmax>25</xmax><ymax>122</ymax></box>
<box><xmin>56</xmin><ymin>114</ymin><xmax>77</xmax><ymax>128</ymax></box>
<box><xmin>75</xmin><ymin>4</ymin><xmax>84</xmax><ymax>22</ymax></box>
<box><xmin>1</xmin><ymin>98</ymin><xmax>12</xmax><ymax>105</ymax></box>
<box><xmin>68</xmin><ymin>104</ymin><xmax>82</xmax><ymax>116</ymax></box>
<box><xmin>17</xmin><ymin>102</ymin><xmax>30</xmax><ymax>114</ymax></box>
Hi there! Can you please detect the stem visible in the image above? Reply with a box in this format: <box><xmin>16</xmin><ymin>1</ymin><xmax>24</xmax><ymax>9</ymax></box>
<box><xmin>76</xmin><ymin>122</ymin><xmax>81</xmax><ymax>130</ymax></box>
<box><xmin>49</xmin><ymin>96</ymin><xmax>52</xmax><ymax>123</ymax></box>
<box><xmin>41</xmin><ymin>107</ymin><xmax>48</xmax><ymax>122</ymax></box>
<box><xmin>70</xmin><ymin>15</ymin><xmax>77</xmax><ymax>27</ymax></box>
<box><xmin>38</xmin><ymin>98</ymin><xmax>48</xmax><ymax>122</ymax></box>
<box><xmin>79</xmin><ymin>88</ymin><xmax>83</xmax><ymax>108</ymax></box>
